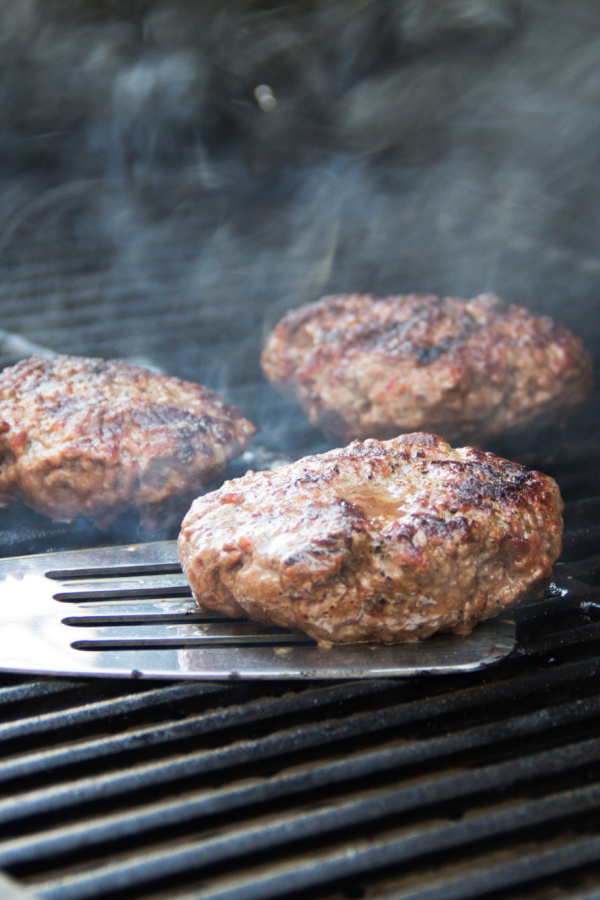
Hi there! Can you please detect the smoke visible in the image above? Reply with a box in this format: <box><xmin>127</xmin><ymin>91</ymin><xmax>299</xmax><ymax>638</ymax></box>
<box><xmin>0</xmin><ymin>0</ymin><xmax>597</xmax><ymax>411</ymax></box>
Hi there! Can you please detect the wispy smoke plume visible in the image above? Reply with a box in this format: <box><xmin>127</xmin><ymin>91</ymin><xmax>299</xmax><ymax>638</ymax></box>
<box><xmin>0</xmin><ymin>0</ymin><xmax>597</xmax><ymax>413</ymax></box>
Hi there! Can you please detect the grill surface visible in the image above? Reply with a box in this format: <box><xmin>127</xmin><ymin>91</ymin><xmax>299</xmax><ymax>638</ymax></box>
<box><xmin>2</xmin><ymin>501</ymin><xmax>600</xmax><ymax>900</ymax></box>
<box><xmin>0</xmin><ymin>324</ymin><xmax>598</xmax><ymax>898</ymax></box>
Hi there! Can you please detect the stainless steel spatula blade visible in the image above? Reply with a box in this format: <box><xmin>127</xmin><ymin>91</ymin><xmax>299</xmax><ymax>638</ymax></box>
<box><xmin>0</xmin><ymin>541</ymin><xmax>516</xmax><ymax>680</ymax></box>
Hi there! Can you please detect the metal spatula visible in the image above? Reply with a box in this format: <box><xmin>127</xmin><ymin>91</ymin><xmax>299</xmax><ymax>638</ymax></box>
<box><xmin>0</xmin><ymin>541</ymin><xmax>516</xmax><ymax>680</ymax></box>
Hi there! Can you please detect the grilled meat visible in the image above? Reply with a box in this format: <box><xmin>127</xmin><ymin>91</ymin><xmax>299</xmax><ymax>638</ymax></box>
<box><xmin>261</xmin><ymin>292</ymin><xmax>593</xmax><ymax>444</ymax></box>
<box><xmin>178</xmin><ymin>432</ymin><xmax>563</xmax><ymax>645</ymax></box>
<box><xmin>0</xmin><ymin>355</ymin><xmax>255</xmax><ymax>528</ymax></box>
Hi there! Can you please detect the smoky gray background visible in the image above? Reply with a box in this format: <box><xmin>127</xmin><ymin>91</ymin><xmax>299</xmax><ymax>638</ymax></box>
<box><xmin>0</xmin><ymin>0</ymin><xmax>598</xmax><ymax>423</ymax></box>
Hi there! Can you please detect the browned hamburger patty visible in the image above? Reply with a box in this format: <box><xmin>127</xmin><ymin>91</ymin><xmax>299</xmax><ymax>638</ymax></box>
<box><xmin>0</xmin><ymin>355</ymin><xmax>255</xmax><ymax>528</ymax></box>
<box><xmin>178</xmin><ymin>432</ymin><xmax>563</xmax><ymax>645</ymax></box>
<box><xmin>260</xmin><ymin>292</ymin><xmax>593</xmax><ymax>444</ymax></box>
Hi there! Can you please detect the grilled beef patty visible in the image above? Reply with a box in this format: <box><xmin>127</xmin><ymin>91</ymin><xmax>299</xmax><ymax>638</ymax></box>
<box><xmin>178</xmin><ymin>432</ymin><xmax>563</xmax><ymax>645</ymax></box>
<box><xmin>261</xmin><ymin>292</ymin><xmax>593</xmax><ymax>444</ymax></box>
<box><xmin>0</xmin><ymin>355</ymin><xmax>255</xmax><ymax>528</ymax></box>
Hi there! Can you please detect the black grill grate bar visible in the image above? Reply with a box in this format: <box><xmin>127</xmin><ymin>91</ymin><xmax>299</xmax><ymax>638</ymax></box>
<box><xmin>553</xmin><ymin>469</ymin><xmax>600</xmax><ymax>497</ymax></box>
<box><xmin>0</xmin><ymin>248</ymin><xmax>195</xmax><ymax>284</ymax></box>
<box><xmin>516</xmin><ymin>589</ymin><xmax>596</xmax><ymax>621</ymax></box>
<box><xmin>562</xmin><ymin>496</ymin><xmax>600</xmax><ymax>529</ymax></box>
<box><xmin>560</xmin><ymin>526</ymin><xmax>600</xmax><ymax>560</ymax></box>
<box><xmin>4</xmin><ymin>689</ymin><xmax>600</xmax><ymax>832</ymax></box>
<box><xmin>6</xmin><ymin>724</ymin><xmax>600</xmax><ymax>875</ymax></box>
<box><xmin>558</xmin><ymin>891</ymin><xmax>600</xmax><ymax>900</ymax></box>
<box><xmin>34</xmin><ymin>798</ymin><xmax>600</xmax><ymax>900</ymax></box>
<box><xmin>0</xmin><ymin>256</ymin><xmax>97</xmax><ymax>274</ymax></box>
<box><xmin>0</xmin><ymin>278</ymin><xmax>161</xmax><ymax>302</ymax></box>
<box><xmin>8</xmin><ymin>316</ymin><xmax>255</xmax><ymax>350</ymax></box>
<box><xmin>0</xmin><ymin>682</ymin><xmax>232</xmax><ymax>745</ymax></box>
<box><xmin>2</xmin><ymin>653</ymin><xmax>600</xmax><ymax>789</ymax></box>
<box><xmin>0</xmin><ymin>270</ymin><xmax>176</xmax><ymax>294</ymax></box>
<box><xmin>554</xmin><ymin>561</ymin><xmax>600</xmax><ymax>586</ymax></box>
<box><xmin>33</xmin><ymin>781</ymin><xmax>600</xmax><ymax>900</ymax></box>
<box><xmin>0</xmin><ymin>291</ymin><xmax>249</xmax><ymax>326</ymax></box>
<box><xmin>514</xmin><ymin>621</ymin><xmax>600</xmax><ymax>658</ymax></box>
<box><xmin>0</xmin><ymin>680</ymin><xmax>395</xmax><ymax>786</ymax></box>
<box><xmin>0</xmin><ymin>680</ymin><xmax>83</xmax><ymax>707</ymax></box>
<box><xmin>0</xmin><ymin>292</ymin><xmax>190</xmax><ymax>327</ymax></box>
<box><xmin>0</xmin><ymin>248</ymin><xmax>190</xmax><ymax>276</ymax></box>
<box><xmin>516</xmin><ymin>597</ymin><xmax>591</xmax><ymax>623</ymax></box>
<box><xmin>2</xmin><ymin>324</ymin><xmax>256</xmax><ymax>362</ymax></box>
<box><xmin>376</xmin><ymin>838</ymin><xmax>600</xmax><ymax>900</ymax></box>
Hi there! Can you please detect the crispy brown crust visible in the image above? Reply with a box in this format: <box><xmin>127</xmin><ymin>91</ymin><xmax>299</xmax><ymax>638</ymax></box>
<box><xmin>0</xmin><ymin>355</ymin><xmax>255</xmax><ymax>528</ymax></box>
<box><xmin>260</xmin><ymin>292</ymin><xmax>593</xmax><ymax>444</ymax></box>
<box><xmin>178</xmin><ymin>432</ymin><xmax>563</xmax><ymax>645</ymax></box>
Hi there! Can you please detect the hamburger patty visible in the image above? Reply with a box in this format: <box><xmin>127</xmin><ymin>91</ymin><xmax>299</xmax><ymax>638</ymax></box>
<box><xmin>261</xmin><ymin>292</ymin><xmax>593</xmax><ymax>444</ymax></box>
<box><xmin>0</xmin><ymin>355</ymin><xmax>255</xmax><ymax>528</ymax></box>
<box><xmin>178</xmin><ymin>432</ymin><xmax>563</xmax><ymax>645</ymax></box>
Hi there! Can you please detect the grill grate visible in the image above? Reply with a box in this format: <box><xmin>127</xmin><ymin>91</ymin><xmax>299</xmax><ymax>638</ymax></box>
<box><xmin>0</xmin><ymin>454</ymin><xmax>600</xmax><ymax>900</ymax></box>
<box><xmin>0</xmin><ymin>256</ymin><xmax>599</xmax><ymax>898</ymax></box>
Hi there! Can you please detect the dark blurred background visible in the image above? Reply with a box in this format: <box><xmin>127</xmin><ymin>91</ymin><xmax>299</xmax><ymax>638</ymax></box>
<box><xmin>0</xmin><ymin>0</ymin><xmax>597</xmax><ymax>452</ymax></box>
